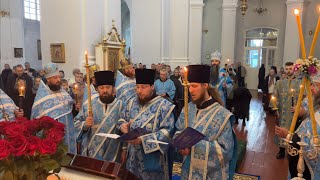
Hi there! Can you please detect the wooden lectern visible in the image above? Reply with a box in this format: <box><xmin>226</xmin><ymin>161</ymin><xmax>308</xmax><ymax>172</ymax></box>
<box><xmin>56</xmin><ymin>153</ymin><xmax>138</xmax><ymax>180</ymax></box>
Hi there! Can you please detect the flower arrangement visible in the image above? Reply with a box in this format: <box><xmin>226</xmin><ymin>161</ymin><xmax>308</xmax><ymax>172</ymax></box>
<box><xmin>0</xmin><ymin>116</ymin><xmax>71</xmax><ymax>180</ymax></box>
<box><xmin>294</xmin><ymin>57</ymin><xmax>320</xmax><ymax>76</ymax></box>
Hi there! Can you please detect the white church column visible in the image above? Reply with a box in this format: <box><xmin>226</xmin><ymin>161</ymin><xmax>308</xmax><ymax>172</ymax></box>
<box><xmin>189</xmin><ymin>0</ymin><xmax>204</xmax><ymax>65</ymax></box>
<box><xmin>0</xmin><ymin>0</ymin><xmax>25</xmax><ymax>70</ymax></box>
<box><xmin>221</xmin><ymin>0</ymin><xmax>238</xmax><ymax>65</ymax></box>
<box><xmin>165</xmin><ymin>0</ymin><xmax>190</xmax><ymax>68</ymax></box>
<box><xmin>130</xmin><ymin>0</ymin><xmax>162</xmax><ymax>66</ymax></box>
<box><xmin>283</xmin><ymin>0</ymin><xmax>305</xmax><ymax>65</ymax></box>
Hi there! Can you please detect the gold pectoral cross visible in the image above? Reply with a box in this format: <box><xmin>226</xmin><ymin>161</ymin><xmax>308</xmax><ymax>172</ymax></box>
<box><xmin>3</xmin><ymin>112</ymin><xmax>9</xmax><ymax>121</ymax></box>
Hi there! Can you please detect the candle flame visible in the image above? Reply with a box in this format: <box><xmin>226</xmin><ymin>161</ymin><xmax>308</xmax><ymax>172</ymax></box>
<box><xmin>85</xmin><ymin>50</ymin><xmax>88</xmax><ymax>56</ymax></box>
<box><xmin>294</xmin><ymin>9</ymin><xmax>300</xmax><ymax>15</ymax></box>
<box><xmin>300</xmin><ymin>85</ymin><xmax>303</xmax><ymax>88</ymax></box>
<box><xmin>271</xmin><ymin>96</ymin><xmax>275</xmax><ymax>100</ymax></box>
<box><xmin>227</xmin><ymin>59</ymin><xmax>230</xmax><ymax>62</ymax></box>
<box><xmin>184</xmin><ymin>67</ymin><xmax>187</xmax><ymax>72</ymax></box>
<box><xmin>75</xmin><ymin>84</ymin><xmax>78</xmax><ymax>89</ymax></box>
<box><xmin>291</xmin><ymin>88</ymin><xmax>294</xmax><ymax>92</ymax></box>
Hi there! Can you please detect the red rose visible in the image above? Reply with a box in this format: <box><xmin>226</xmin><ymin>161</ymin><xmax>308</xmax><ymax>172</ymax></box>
<box><xmin>0</xmin><ymin>140</ymin><xmax>10</xmax><ymax>160</ymax></box>
<box><xmin>39</xmin><ymin>139</ymin><xmax>57</xmax><ymax>155</ymax></box>
<box><xmin>26</xmin><ymin>136</ymin><xmax>41</xmax><ymax>156</ymax></box>
<box><xmin>25</xmin><ymin>119</ymin><xmax>41</xmax><ymax>133</ymax></box>
<box><xmin>9</xmin><ymin>136</ymin><xmax>28</xmax><ymax>156</ymax></box>
<box><xmin>40</xmin><ymin>117</ymin><xmax>57</xmax><ymax>129</ymax></box>
<box><xmin>0</xmin><ymin>121</ymin><xmax>10</xmax><ymax>134</ymax></box>
<box><xmin>46</xmin><ymin>128</ymin><xmax>65</xmax><ymax>143</ymax></box>
<box><xmin>4</xmin><ymin>123</ymin><xmax>27</xmax><ymax>138</ymax></box>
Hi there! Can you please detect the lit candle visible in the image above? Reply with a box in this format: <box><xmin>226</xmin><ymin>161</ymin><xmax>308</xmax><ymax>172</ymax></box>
<box><xmin>19</xmin><ymin>86</ymin><xmax>25</xmax><ymax>97</ymax></box>
<box><xmin>294</xmin><ymin>9</ymin><xmax>307</xmax><ymax>59</ymax></box>
<box><xmin>309</xmin><ymin>8</ymin><xmax>320</xmax><ymax>57</ymax></box>
<box><xmin>271</xmin><ymin>96</ymin><xmax>277</xmax><ymax>110</ymax></box>
<box><xmin>184</xmin><ymin>67</ymin><xmax>188</xmax><ymax>82</ymax></box>
<box><xmin>289</xmin><ymin>77</ymin><xmax>306</xmax><ymax>133</ymax></box>
<box><xmin>85</xmin><ymin>50</ymin><xmax>89</xmax><ymax>64</ymax></box>
<box><xmin>291</xmin><ymin>88</ymin><xmax>295</xmax><ymax>107</ymax></box>
<box><xmin>74</xmin><ymin>84</ymin><xmax>78</xmax><ymax>104</ymax></box>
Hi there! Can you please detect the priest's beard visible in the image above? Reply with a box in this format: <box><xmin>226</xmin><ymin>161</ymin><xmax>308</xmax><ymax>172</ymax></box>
<box><xmin>211</xmin><ymin>65</ymin><xmax>220</xmax><ymax>84</ymax></box>
<box><xmin>138</xmin><ymin>90</ymin><xmax>156</xmax><ymax>105</ymax></box>
<box><xmin>48</xmin><ymin>84</ymin><xmax>61</xmax><ymax>92</ymax></box>
<box><xmin>100</xmin><ymin>94</ymin><xmax>115</xmax><ymax>104</ymax></box>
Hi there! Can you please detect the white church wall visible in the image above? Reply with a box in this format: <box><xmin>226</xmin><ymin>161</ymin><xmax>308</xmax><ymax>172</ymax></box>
<box><xmin>0</xmin><ymin>0</ymin><xmax>25</xmax><ymax>71</ymax></box>
<box><xmin>130</xmin><ymin>0</ymin><xmax>162</xmax><ymax>67</ymax></box>
<box><xmin>234</xmin><ymin>0</ymin><xmax>287</xmax><ymax>69</ymax></box>
<box><xmin>303</xmin><ymin>0</ymin><xmax>320</xmax><ymax>59</ymax></box>
<box><xmin>24</xmin><ymin>19</ymin><xmax>42</xmax><ymax>71</ymax></box>
<box><xmin>201</xmin><ymin>0</ymin><xmax>223</xmax><ymax>65</ymax></box>
<box><xmin>40</xmin><ymin>0</ymin><xmax>83</xmax><ymax>79</ymax></box>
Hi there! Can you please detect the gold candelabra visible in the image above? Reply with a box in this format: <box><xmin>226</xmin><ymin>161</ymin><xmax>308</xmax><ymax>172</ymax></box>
<box><xmin>183</xmin><ymin>67</ymin><xmax>189</xmax><ymax>128</ymax></box>
<box><xmin>283</xmin><ymin>8</ymin><xmax>320</xmax><ymax>180</ymax></box>
<box><xmin>85</xmin><ymin>51</ymin><xmax>93</xmax><ymax>118</ymax></box>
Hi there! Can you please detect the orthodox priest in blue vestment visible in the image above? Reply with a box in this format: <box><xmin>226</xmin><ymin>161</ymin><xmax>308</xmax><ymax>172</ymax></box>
<box><xmin>115</xmin><ymin>58</ymin><xmax>136</xmax><ymax>102</ymax></box>
<box><xmin>75</xmin><ymin>71</ymin><xmax>124</xmax><ymax>162</ymax></box>
<box><xmin>175</xmin><ymin>65</ymin><xmax>237</xmax><ymax>180</ymax></box>
<box><xmin>31</xmin><ymin>63</ymin><xmax>76</xmax><ymax>154</ymax></box>
<box><xmin>118</xmin><ymin>69</ymin><xmax>175</xmax><ymax>180</ymax></box>
<box><xmin>0</xmin><ymin>89</ymin><xmax>23</xmax><ymax>121</ymax></box>
<box><xmin>210</xmin><ymin>51</ymin><xmax>233</xmax><ymax>106</ymax></box>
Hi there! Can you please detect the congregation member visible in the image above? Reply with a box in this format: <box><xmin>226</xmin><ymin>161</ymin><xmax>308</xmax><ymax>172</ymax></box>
<box><xmin>175</xmin><ymin>65</ymin><xmax>236</xmax><ymax>180</ymax></box>
<box><xmin>75</xmin><ymin>71</ymin><xmax>124</xmax><ymax>162</ymax></box>
<box><xmin>154</xmin><ymin>68</ymin><xmax>176</xmax><ymax>102</ymax></box>
<box><xmin>5</xmin><ymin>64</ymin><xmax>33</xmax><ymax>119</ymax></box>
<box><xmin>236</xmin><ymin>62</ymin><xmax>247</xmax><ymax>87</ymax></box>
<box><xmin>1</xmin><ymin>64</ymin><xmax>12</xmax><ymax>88</ymax></box>
<box><xmin>273</xmin><ymin>62</ymin><xmax>301</xmax><ymax>159</ymax></box>
<box><xmin>118</xmin><ymin>69</ymin><xmax>175</xmax><ymax>180</ymax></box>
<box><xmin>70</xmin><ymin>72</ymin><xmax>85</xmax><ymax>107</ymax></box>
<box><xmin>24</xmin><ymin>62</ymin><xmax>37</xmax><ymax>78</ymax></box>
<box><xmin>262</xmin><ymin>66</ymin><xmax>280</xmax><ymax>111</ymax></box>
<box><xmin>31</xmin><ymin>63</ymin><xmax>77</xmax><ymax>153</ymax></box>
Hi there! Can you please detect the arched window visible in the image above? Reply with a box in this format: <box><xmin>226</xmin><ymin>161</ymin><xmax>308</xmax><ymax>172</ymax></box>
<box><xmin>244</xmin><ymin>28</ymin><xmax>278</xmax><ymax>68</ymax></box>
<box><xmin>24</xmin><ymin>0</ymin><xmax>40</xmax><ymax>21</ymax></box>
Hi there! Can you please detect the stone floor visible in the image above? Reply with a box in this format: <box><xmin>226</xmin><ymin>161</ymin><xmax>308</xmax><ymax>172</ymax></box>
<box><xmin>234</xmin><ymin>90</ymin><xmax>289</xmax><ymax>180</ymax></box>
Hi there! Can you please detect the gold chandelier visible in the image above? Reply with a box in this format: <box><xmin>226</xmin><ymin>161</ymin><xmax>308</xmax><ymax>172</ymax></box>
<box><xmin>239</xmin><ymin>0</ymin><xmax>248</xmax><ymax>17</ymax></box>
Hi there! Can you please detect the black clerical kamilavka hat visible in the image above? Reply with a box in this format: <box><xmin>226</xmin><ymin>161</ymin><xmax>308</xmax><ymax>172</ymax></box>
<box><xmin>94</xmin><ymin>71</ymin><xmax>115</xmax><ymax>86</ymax></box>
<box><xmin>187</xmin><ymin>65</ymin><xmax>211</xmax><ymax>83</ymax></box>
<box><xmin>135</xmin><ymin>69</ymin><xmax>156</xmax><ymax>84</ymax></box>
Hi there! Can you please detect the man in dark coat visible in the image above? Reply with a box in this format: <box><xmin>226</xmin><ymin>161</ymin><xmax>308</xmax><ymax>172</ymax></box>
<box><xmin>5</xmin><ymin>64</ymin><xmax>34</xmax><ymax>119</ymax></box>
<box><xmin>258</xmin><ymin>64</ymin><xmax>265</xmax><ymax>90</ymax></box>
<box><xmin>1</xmin><ymin>64</ymin><xmax>12</xmax><ymax>88</ymax></box>
<box><xmin>233</xmin><ymin>87</ymin><xmax>252</xmax><ymax>125</ymax></box>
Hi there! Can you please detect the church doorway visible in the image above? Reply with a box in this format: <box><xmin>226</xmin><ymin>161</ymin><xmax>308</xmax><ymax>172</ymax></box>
<box><xmin>244</xmin><ymin>28</ymin><xmax>278</xmax><ymax>89</ymax></box>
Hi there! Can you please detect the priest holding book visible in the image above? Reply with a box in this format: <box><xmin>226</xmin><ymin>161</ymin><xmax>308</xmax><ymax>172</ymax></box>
<box><xmin>118</xmin><ymin>69</ymin><xmax>175</xmax><ymax>180</ymax></box>
<box><xmin>75</xmin><ymin>71</ymin><xmax>124</xmax><ymax>162</ymax></box>
<box><xmin>174</xmin><ymin>65</ymin><xmax>237</xmax><ymax>180</ymax></box>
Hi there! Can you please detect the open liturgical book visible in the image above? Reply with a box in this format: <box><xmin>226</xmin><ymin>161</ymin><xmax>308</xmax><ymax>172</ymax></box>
<box><xmin>97</xmin><ymin>127</ymin><xmax>206</xmax><ymax>149</ymax></box>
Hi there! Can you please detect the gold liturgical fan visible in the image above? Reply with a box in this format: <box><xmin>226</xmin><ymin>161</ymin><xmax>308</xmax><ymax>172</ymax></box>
<box><xmin>95</xmin><ymin>20</ymin><xmax>126</xmax><ymax>71</ymax></box>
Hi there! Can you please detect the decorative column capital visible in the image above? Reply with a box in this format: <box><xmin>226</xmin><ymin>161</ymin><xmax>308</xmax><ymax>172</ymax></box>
<box><xmin>286</xmin><ymin>0</ymin><xmax>305</xmax><ymax>7</ymax></box>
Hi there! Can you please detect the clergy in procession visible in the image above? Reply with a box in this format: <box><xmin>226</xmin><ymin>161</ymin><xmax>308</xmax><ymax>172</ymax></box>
<box><xmin>115</xmin><ymin>58</ymin><xmax>136</xmax><ymax>102</ymax></box>
<box><xmin>175</xmin><ymin>65</ymin><xmax>236</xmax><ymax>180</ymax></box>
<box><xmin>274</xmin><ymin>71</ymin><xmax>320</xmax><ymax>179</ymax></box>
<box><xmin>210</xmin><ymin>51</ymin><xmax>233</xmax><ymax>106</ymax></box>
<box><xmin>31</xmin><ymin>63</ymin><xmax>77</xmax><ymax>153</ymax></box>
<box><xmin>273</xmin><ymin>62</ymin><xmax>301</xmax><ymax>159</ymax></box>
<box><xmin>75</xmin><ymin>71</ymin><xmax>124</xmax><ymax>162</ymax></box>
<box><xmin>0</xmin><ymin>88</ymin><xmax>24</xmax><ymax>121</ymax></box>
<box><xmin>118</xmin><ymin>69</ymin><xmax>175</xmax><ymax>180</ymax></box>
